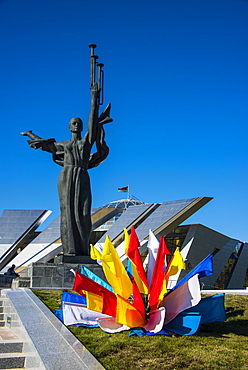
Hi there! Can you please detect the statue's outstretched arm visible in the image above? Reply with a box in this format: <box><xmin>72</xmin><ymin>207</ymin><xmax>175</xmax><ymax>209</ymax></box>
<box><xmin>20</xmin><ymin>130</ymin><xmax>56</xmax><ymax>154</ymax></box>
<box><xmin>20</xmin><ymin>130</ymin><xmax>42</xmax><ymax>141</ymax></box>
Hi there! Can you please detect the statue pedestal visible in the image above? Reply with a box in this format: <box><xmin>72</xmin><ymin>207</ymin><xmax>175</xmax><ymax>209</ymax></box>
<box><xmin>16</xmin><ymin>260</ymin><xmax>105</xmax><ymax>289</ymax></box>
<box><xmin>62</xmin><ymin>255</ymin><xmax>94</xmax><ymax>264</ymax></box>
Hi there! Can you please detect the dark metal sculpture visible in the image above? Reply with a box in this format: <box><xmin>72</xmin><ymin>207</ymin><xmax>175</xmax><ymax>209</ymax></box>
<box><xmin>21</xmin><ymin>45</ymin><xmax>112</xmax><ymax>256</ymax></box>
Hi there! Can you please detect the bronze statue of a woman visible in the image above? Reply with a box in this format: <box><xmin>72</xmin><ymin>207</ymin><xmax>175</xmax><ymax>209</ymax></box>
<box><xmin>21</xmin><ymin>45</ymin><xmax>112</xmax><ymax>257</ymax></box>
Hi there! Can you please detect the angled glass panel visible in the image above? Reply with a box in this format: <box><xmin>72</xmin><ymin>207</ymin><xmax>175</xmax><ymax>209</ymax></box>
<box><xmin>32</xmin><ymin>216</ymin><xmax>61</xmax><ymax>243</ymax></box>
<box><xmin>136</xmin><ymin>198</ymin><xmax>198</xmax><ymax>240</ymax></box>
<box><xmin>9</xmin><ymin>216</ymin><xmax>61</xmax><ymax>268</ymax></box>
<box><xmin>0</xmin><ymin>210</ymin><xmax>47</xmax><ymax>244</ymax></box>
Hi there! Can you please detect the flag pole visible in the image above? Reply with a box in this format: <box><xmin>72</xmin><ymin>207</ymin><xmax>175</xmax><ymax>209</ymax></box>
<box><xmin>128</xmin><ymin>185</ymin><xmax>130</xmax><ymax>199</ymax></box>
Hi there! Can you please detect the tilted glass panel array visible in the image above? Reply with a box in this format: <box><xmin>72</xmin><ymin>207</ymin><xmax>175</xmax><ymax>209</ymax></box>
<box><xmin>135</xmin><ymin>198</ymin><xmax>198</xmax><ymax>240</ymax></box>
<box><xmin>31</xmin><ymin>216</ymin><xmax>61</xmax><ymax>243</ymax></box>
<box><xmin>0</xmin><ymin>210</ymin><xmax>47</xmax><ymax>244</ymax></box>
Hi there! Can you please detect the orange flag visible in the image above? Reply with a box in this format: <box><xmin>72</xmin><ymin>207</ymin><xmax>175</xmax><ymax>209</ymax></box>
<box><xmin>116</xmin><ymin>294</ymin><xmax>147</xmax><ymax>328</ymax></box>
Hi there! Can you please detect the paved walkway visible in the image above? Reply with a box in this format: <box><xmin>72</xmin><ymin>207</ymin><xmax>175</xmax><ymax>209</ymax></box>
<box><xmin>1</xmin><ymin>288</ymin><xmax>105</xmax><ymax>370</ymax></box>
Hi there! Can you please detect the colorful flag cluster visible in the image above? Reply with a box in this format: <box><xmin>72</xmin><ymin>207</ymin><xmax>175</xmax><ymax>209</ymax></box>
<box><xmin>61</xmin><ymin>225</ymin><xmax>226</xmax><ymax>336</ymax></box>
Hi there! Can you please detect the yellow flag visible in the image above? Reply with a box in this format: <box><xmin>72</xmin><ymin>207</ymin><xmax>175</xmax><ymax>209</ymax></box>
<box><xmin>101</xmin><ymin>235</ymin><xmax>132</xmax><ymax>299</ymax></box>
<box><xmin>164</xmin><ymin>247</ymin><xmax>186</xmax><ymax>284</ymax></box>
<box><xmin>124</xmin><ymin>227</ymin><xmax>130</xmax><ymax>255</ymax></box>
<box><xmin>101</xmin><ymin>260</ymin><xmax>123</xmax><ymax>297</ymax></box>
<box><xmin>116</xmin><ymin>295</ymin><xmax>146</xmax><ymax>328</ymax></box>
<box><xmin>124</xmin><ymin>228</ymin><xmax>148</xmax><ymax>295</ymax></box>
<box><xmin>90</xmin><ymin>244</ymin><xmax>102</xmax><ymax>260</ymax></box>
<box><xmin>158</xmin><ymin>278</ymin><xmax>167</xmax><ymax>304</ymax></box>
<box><xmin>156</xmin><ymin>248</ymin><xmax>185</xmax><ymax>306</ymax></box>
<box><xmin>86</xmin><ymin>291</ymin><xmax>103</xmax><ymax>313</ymax></box>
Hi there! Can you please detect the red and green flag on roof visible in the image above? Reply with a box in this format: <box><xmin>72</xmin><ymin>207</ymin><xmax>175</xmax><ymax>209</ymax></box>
<box><xmin>118</xmin><ymin>186</ymin><xmax>129</xmax><ymax>192</ymax></box>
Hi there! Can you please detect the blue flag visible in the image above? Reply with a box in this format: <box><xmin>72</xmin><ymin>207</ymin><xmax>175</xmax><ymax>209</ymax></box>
<box><xmin>164</xmin><ymin>293</ymin><xmax>226</xmax><ymax>336</ymax></box>
<box><xmin>196</xmin><ymin>293</ymin><xmax>226</xmax><ymax>324</ymax></box>
<box><xmin>62</xmin><ymin>291</ymin><xmax>86</xmax><ymax>305</ymax></box>
<box><xmin>54</xmin><ymin>291</ymin><xmax>86</xmax><ymax>323</ymax></box>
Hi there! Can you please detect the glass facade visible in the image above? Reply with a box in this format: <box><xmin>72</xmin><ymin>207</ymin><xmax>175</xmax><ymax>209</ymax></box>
<box><xmin>165</xmin><ymin>225</ymin><xmax>190</xmax><ymax>257</ymax></box>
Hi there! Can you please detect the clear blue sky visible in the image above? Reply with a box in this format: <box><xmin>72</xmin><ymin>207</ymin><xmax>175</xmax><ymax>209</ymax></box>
<box><xmin>1</xmin><ymin>0</ymin><xmax>247</xmax><ymax>242</ymax></box>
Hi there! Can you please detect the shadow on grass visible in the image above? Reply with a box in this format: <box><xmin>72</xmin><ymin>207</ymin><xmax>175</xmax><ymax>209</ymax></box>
<box><xmin>225</xmin><ymin>306</ymin><xmax>245</xmax><ymax>318</ymax></box>
<box><xmin>197</xmin><ymin>319</ymin><xmax>248</xmax><ymax>338</ymax></box>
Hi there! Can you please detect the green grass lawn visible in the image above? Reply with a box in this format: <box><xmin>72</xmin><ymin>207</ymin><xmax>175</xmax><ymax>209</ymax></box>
<box><xmin>33</xmin><ymin>290</ymin><xmax>248</xmax><ymax>370</ymax></box>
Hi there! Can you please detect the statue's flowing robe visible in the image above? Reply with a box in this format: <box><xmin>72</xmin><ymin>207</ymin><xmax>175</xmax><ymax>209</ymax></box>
<box><xmin>54</xmin><ymin>139</ymin><xmax>91</xmax><ymax>255</ymax></box>
<box><xmin>28</xmin><ymin>122</ymin><xmax>109</xmax><ymax>255</ymax></box>
<box><xmin>52</xmin><ymin>123</ymin><xmax>109</xmax><ymax>255</ymax></box>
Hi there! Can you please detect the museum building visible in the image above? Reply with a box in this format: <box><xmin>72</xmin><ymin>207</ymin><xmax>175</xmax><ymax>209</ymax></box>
<box><xmin>0</xmin><ymin>196</ymin><xmax>247</xmax><ymax>290</ymax></box>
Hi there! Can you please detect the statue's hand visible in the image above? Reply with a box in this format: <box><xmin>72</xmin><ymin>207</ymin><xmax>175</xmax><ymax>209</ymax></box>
<box><xmin>29</xmin><ymin>142</ymin><xmax>42</xmax><ymax>149</ymax></box>
<box><xmin>91</xmin><ymin>82</ymin><xmax>100</xmax><ymax>93</ymax></box>
<box><xmin>20</xmin><ymin>130</ymin><xmax>32</xmax><ymax>136</ymax></box>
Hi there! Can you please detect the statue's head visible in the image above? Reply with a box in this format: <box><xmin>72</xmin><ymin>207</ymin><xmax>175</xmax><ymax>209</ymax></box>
<box><xmin>69</xmin><ymin>117</ymin><xmax>83</xmax><ymax>133</ymax></box>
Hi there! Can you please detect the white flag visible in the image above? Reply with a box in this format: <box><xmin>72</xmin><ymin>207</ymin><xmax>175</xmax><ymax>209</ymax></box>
<box><xmin>97</xmin><ymin>317</ymin><xmax>130</xmax><ymax>333</ymax></box>
<box><xmin>144</xmin><ymin>307</ymin><xmax>166</xmax><ymax>333</ymax></box>
<box><xmin>161</xmin><ymin>273</ymin><xmax>201</xmax><ymax>324</ymax></box>
<box><xmin>147</xmin><ymin>230</ymin><xmax>160</xmax><ymax>287</ymax></box>
<box><xmin>62</xmin><ymin>302</ymin><xmax>110</xmax><ymax>326</ymax></box>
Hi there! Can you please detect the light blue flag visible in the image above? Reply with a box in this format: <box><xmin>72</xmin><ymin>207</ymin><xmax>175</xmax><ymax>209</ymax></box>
<box><xmin>164</xmin><ymin>311</ymin><xmax>202</xmax><ymax>336</ymax></box>
<box><xmin>126</xmin><ymin>258</ymin><xmax>133</xmax><ymax>278</ymax></box>
<box><xmin>81</xmin><ymin>265</ymin><xmax>114</xmax><ymax>292</ymax></box>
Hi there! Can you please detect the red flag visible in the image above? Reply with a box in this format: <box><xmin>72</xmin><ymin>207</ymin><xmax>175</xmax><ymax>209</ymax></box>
<box><xmin>72</xmin><ymin>271</ymin><xmax>117</xmax><ymax>317</ymax></box>
<box><xmin>149</xmin><ymin>236</ymin><xmax>170</xmax><ymax>311</ymax></box>
<box><xmin>132</xmin><ymin>277</ymin><xmax>146</xmax><ymax>321</ymax></box>
<box><xmin>118</xmin><ymin>186</ymin><xmax>129</xmax><ymax>192</ymax></box>
<box><xmin>127</xmin><ymin>226</ymin><xmax>148</xmax><ymax>291</ymax></box>
<box><xmin>101</xmin><ymin>289</ymin><xmax>117</xmax><ymax>317</ymax></box>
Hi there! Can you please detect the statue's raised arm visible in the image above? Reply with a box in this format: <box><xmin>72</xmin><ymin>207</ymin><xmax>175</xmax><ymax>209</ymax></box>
<box><xmin>87</xmin><ymin>82</ymin><xmax>100</xmax><ymax>147</ymax></box>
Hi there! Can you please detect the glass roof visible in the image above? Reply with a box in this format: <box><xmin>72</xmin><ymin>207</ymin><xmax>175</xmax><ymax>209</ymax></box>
<box><xmin>98</xmin><ymin>198</ymin><xmax>146</xmax><ymax>210</ymax></box>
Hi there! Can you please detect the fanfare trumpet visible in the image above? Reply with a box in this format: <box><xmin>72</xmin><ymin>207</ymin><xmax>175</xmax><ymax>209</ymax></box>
<box><xmin>89</xmin><ymin>43</ymin><xmax>104</xmax><ymax>105</ymax></box>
